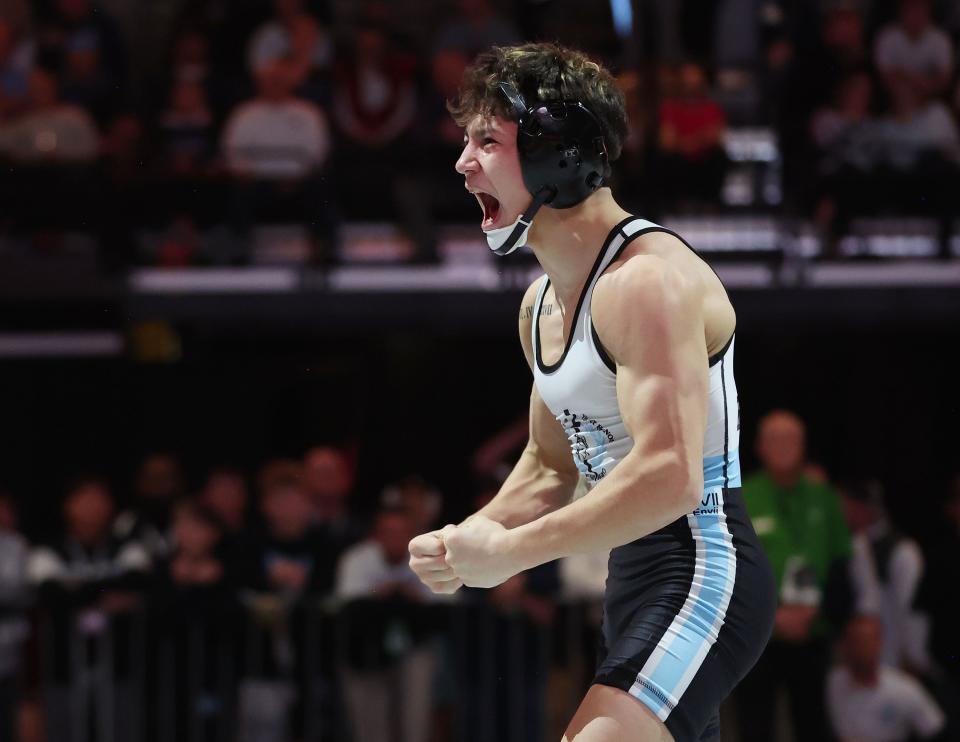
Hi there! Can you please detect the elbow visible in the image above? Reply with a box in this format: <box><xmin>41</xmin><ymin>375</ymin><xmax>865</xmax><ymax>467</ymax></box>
<box><xmin>681</xmin><ymin>470</ymin><xmax>705</xmax><ymax>513</ymax></box>
<box><xmin>669</xmin><ymin>457</ymin><xmax>703</xmax><ymax>513</ymax></box>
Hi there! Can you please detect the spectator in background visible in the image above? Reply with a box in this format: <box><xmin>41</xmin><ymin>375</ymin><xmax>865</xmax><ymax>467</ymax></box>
<box><xmin>330</xmin><ymin>20</ymin><xmax>417</xmax><ymax>150</ymax></box>
<box><xmin>34</xmin><ymin>0</ymin><xmax>126</xmax><ymax>103</ymax></box>
<box><xmin>398</xmin><ymin>46</ymin><xmax>475</xmax><ymax>261</ymax></box>
<box><xmin>246</xmin><ymin>0</ymin><xmax>333</xmax><ymax>99</ymax></box>
<box><xmin>0</xmin><ymin>67</ymin><xmax>99</xmax><ymax>240</ymax></box>
<box><xmin>0</xmin><ymin>67</ymin><xmax>98</xmax><ymax>163</ymax></box>
<box><xmin>330</xmin><ymin>19</ymin><xmax>421</xmax><ymax>251</ymax></box>
<box><xmin>875</xmin><ymin>0</ymin><xmax>954</xmax><ymax>101</ymax></box>
<box><xmin>737</xmin><ymin>410</ymin><xmax>854</xmax><ymax>742</ymax></box>
<box><xmin>433</xmin><ymin>0</ymin><xmax>520</xmax><ymax>58</ymax></box>
<box><xmin>160</xmin><ymin>76</ymin><xmax>215</xmax><ymax>176</ymax></box>
<box><xmin>27</xmin><ymin>477</ymin><xmax>151</xmax><ymax>742</ymax></box>
<box><xmin>57</xmin><ymin>30</ymin><xmax>115</xmax><ymax>125</ymax></box>
<box><xmin>877</xmin><ymin>78</ymin><xmax>960</xmax><ymax>171</ymax></box>
<box><xmin>114</xmin><ymin>452</ymin><xmax>185</xmax><ymax>563</ymax></box>
<box><xmin>656</xmin><ymin>61</ymin><xmax>728</xmax><ymax>208</ymax></box>
<box><xmin>150</xmin><ymin>500</ymin><xmax>240</xmax><ymax>742</ymax></box>
<box><xmin>380</xmin><ymin>475</ymin><xmax>443</xmax><ymax>536</ymax></box>
<box><xmin>811</xmin><ymin>69</ymin><xmax>882</xmax><ymax>242</ymax></box>
<box><xmin>301</xmin><ymin>445</ymin><xmax>364</xmax><ymax>556</ymax></box>
<box><xmin>827</xmin><ymin>615</ymin><xmax>946</xmax><ymax>742</ymax></box>
<box><xmin>221</xmin><ymin>58</ymin><xmax>336</xmax><ymax>263</ymax></box>
<box><xmin>336</xmin><ymin>506</ymin><xmax>443</xmax><ymax>742</ymax></box>
<box><xmin>240</xmin><ymin>464</ymin><xmax>334</xmax><ymax>742</ymax></box>
<box><xmin>0</xmin><ymin>491</ymin><xmax>29</xmax><ymax>742</ymax></box>
<box><xmin>0</xmin><ymin>16</ymin><xmax>34</xmax><ymax>121</ymax></box>
<box><xmin>201</xmin><ymin>466</ymin><xmax>251</xmax><ymax>539</ymax></box>
<box><xmin>249</xmin><ymin>462</ymin><xmax>330</xmax><ymax>597</ymax></box>
<box><xmin>841</xmin><ymin>479</ymin><xmax>929</xmax><ymax>673</ymax></box>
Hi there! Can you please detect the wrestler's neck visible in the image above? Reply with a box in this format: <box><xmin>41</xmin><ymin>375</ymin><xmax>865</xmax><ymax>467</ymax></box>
<box><xmin>527</xmin><ymin>188</ymin><xmax>632</xmax><ymax>309</ymax></box>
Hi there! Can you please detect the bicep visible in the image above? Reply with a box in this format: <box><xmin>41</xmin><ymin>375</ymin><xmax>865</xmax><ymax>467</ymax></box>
<box><xmin>611</xmin><ymin>278</ymin><xmax>709</xmax><ymax>487</ymax></box>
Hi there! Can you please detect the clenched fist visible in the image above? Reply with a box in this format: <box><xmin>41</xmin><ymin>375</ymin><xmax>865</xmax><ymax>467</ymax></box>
<box><xmin>408</xmin><ymin>529</ymin><xmax>463</xmax><ymax>595</ymax></box>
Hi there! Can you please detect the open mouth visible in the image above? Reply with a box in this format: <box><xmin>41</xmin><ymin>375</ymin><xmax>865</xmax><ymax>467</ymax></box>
<box><xmin>475</xmin><ymin>191</ymin><xmax>502</xmax><ymax>231</ymax></box>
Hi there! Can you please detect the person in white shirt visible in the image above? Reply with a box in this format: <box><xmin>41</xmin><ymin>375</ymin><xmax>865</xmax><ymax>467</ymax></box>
<box><xmin>841</xmin><ymin>480</ymin><xmax>931</xmax><ymax>672</ymax></box>
<box><xmin>827</xmin><ymin>615</ymin><xmax>945</xmax><ymax>742</ymax></box>
<box><xmin>0</xmin><ymin>68</ymin><xmax>99</xmax><ymax>163</ymax></box>
<box><xmin>220</xmin><ymin>58</ymin><xmax>336</xmax><ymax>260</ymax></box>
<box><xmin>874</xmin><ymin>0</ymin><xmax>954</xmax><ymax>100</ymax></box>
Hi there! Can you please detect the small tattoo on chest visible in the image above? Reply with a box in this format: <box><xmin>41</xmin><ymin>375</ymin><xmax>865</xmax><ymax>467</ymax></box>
<box><xmin>520</xmin><ymin>303</ymin><xmax>554</xmax><ymax>320</ymax></box>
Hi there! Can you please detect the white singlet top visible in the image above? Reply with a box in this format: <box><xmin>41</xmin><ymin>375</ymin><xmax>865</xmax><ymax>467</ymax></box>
<box><xmin>531</xmin><ymin>216</ymin><xmax>741</xmax><ymax>494</ymax></box>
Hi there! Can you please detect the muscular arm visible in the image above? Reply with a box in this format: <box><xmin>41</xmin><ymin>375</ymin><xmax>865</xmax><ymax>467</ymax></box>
<box><xmin>475</xmin><ymin>384</ymin><xmax>579</xmax><ymax>528</ymax></box>
<box><xmin>503</xmin><ymin>256</ymin><xmax>709</xmax><ymax>567</ymax></box>
<box><xmin>474</xmin><ymin>278</ymin><xmax>579</xmax><ymax>527</ymax></box>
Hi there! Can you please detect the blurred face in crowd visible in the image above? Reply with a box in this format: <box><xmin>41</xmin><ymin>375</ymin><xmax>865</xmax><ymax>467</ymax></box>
<box><xmin>944</xmin><ymin>481</ymin><xmax>960</xmax><ymax>530</ymax></box>
<box><xmin>355</xmin><ymin>25</ymin><xmax>387</xmax><ymax>61</ymax></box>
<box><xmin>303</xmin><ymin>446</ymin><xmax>352</xmax><ymax>509</ymax></box>
<box><xmin>756</xmin><ymin>410</ymin><xmax>806</xmax><ymax>482</ymax></box>
<box><xmin>678</xmin><ymin>63</ymin><xmax>707</xmax><ymax>99</ymax></box>
<box><xmin>432</xmin><ymin>49</ymin><xmax>469</xmax><ymax>99</ymax></box>
<box><xmin>173</xmin><ymin>30</ymin><xmax>209</xmax><ymax>69</ymax></box>
<box><xmin>262</xmin><ymin>482</ymin><xmax>313</xmax><ymax>539</ymax></box>
<box><xmin>203</xmin><ymin>470</ymin><xmax>248</xmax><ymax>530</ymax></box>
<box><xmin>824</xmin><ymin>8</ymin><xmax>863</xmax><ymax>52</ymax></box>
<box><xmin>65</xmin><ymin>45</ymin><xmax>101</xmax><ymax>81</ymax></box>
<box><xmin>170</xmin><ymin>78</ymin><xmax>208</xmax><ymax>114</ymax></box>
<box><xmin>0</xmin><ymin>496</ymin><xmax>16</xmax><ymax>531</ymax></box>
<box><xmin>28</xmin><ymin>70</ymin><xmax>59</xmax><ymax>109</ymax></box>
<box><xmin>173</xmin><ymin>504</ymin><xmax>221</xmax><ymax>558</ymax></box>
<box><xmin>136</xmin><ymin>454</ymin><xmax>183</xmax><ymax>502</ymax></box>
<box><xmin>256</xmin><ymin>60</ymin><xmax>296</xmax><ymax>101</ymax></box>
<box><xmin>65</xmin><ymin>482</ymin><xmax>114</xmax><ymax>546</ymax></box>
<box><xmin>390</xmin><ymin>478</ymin><xmax>441</xmax><ymax>533</ymax></box>
<box><xmin>900</xmin><ymin>0</ymin><xmax>931</xmax><ymax>36</ymax></box>
<box><xmin>374</xmin><ymin>510</ymin><xmax>416</xmax><ymax>564</ymax></box>
<box><xmin>0</xmin><ymin>20</ymin><xmax>13</xmax><ymax>63</ymax></box>
<box><xmin>841</xmin><ymin>493</ymin><xmax>877</xmax><ymax>533</ymax></box>
<box><xmin>843</xmin><ymin>616</ymin><xmax>882</xmax><ymax>676</ymax></box>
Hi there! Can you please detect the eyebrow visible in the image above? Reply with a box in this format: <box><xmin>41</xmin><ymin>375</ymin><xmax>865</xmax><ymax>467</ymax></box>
<box><xmin>465</xmin><ymin>124</ymin><xmax>495</xmax><ymax>141</ymax></box>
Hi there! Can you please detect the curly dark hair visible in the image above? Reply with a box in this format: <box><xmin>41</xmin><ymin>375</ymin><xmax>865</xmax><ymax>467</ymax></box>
<box><xmin>448</xmin><ymin>42</ymin><xmax>630</xmax><ymax>161</ymax></box>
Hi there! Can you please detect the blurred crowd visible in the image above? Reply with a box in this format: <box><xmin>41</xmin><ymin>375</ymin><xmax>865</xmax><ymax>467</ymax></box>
<box><xmin>1</xmin><ymin>410</ymin><xmax>959</xmax><ymax>742</ymax></box>
<box><xmin>2</xmin><ymin>0</ymin><xmax>960</xmax><ymax>266</ymax></box>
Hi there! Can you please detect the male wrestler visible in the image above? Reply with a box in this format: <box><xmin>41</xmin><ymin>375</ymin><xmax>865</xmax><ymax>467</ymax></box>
<box><xmin>408</xmin><ymin>43</ymin><xmax>776</xmax><ymax>741</ymax></box>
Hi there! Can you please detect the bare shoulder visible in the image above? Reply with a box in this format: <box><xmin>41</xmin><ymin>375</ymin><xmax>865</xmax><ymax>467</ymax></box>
<box><xmin>597</xmin><ymin>229</ymin><xmax>735</xmax><ymax>358</ymax></box>
<box><xmin>594</xmin><ymin>252</ymin><xmax>698</xmax><ymax>323</ymax></box>
<box><xmin>518</xmin><ymin>275</ymin><xmax>548</xmax><ymax>368</ymax></box>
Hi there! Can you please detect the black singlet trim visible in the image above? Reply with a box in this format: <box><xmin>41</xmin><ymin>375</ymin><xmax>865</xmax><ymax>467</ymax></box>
<box><xmin>708</xmin><ymin>332</ymin><xmax>734</xmax><ymax>368</ymax></box>
<box><xmin>534</xmin><ymin>215</ymin><xmax>638</xmax><ymax>375</ymax></box>
<box><xmin>585</xmin><ymin>225</ymin><xmax>737</xmax><ymax>372</ymax></box>
<box><xmin>721</xmin><ymin>356</ymin><xmax>730</xmax><ymax>488</ymax></box>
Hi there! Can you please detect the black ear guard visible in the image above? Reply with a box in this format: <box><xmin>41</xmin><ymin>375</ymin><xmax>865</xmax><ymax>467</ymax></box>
<box><xmin>499</xmin><ymin>81</ymin><xmax>611</xmax><ymax>209</ymax></box>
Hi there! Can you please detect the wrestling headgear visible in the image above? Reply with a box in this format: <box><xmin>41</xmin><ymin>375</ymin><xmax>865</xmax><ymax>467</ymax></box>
<box><xmin>485</xmin><ymin>81</ymin><xmax>611</xmax><ymax>256</ymax></box>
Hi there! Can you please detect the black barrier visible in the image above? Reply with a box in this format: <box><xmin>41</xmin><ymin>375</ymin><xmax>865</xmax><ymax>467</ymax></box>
<box><xmin>34</xmin><ymin>597</ymin><xmax>604</xmax><ymax>742</ymax></box>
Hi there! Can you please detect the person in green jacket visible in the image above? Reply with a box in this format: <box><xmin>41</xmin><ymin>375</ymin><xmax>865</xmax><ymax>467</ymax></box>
<box><xmin>737</xmin><ymin>409</ymin><xmax>853</xmax><ymax>742</ymax></box>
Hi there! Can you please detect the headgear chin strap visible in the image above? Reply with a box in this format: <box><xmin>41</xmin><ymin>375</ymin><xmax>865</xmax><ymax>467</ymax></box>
<box><xmin>485</xmin><ymin>81</ymin><xmax>610</xmax><ymax>257</ymax></box>
<box><xmin>484</xmin><ymin>185</ymin><xmax>555</xmax><ymax>256</ymax></box>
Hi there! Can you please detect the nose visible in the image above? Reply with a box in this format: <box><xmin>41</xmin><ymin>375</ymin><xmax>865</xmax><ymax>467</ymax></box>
<box><xmin>455</xmin><ymin>141</ymin><xmax>477</xmax><ymax>176</ymax></box>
